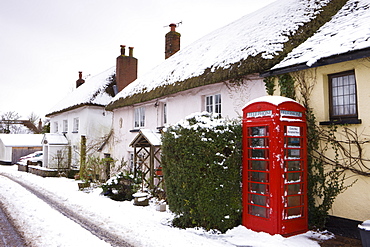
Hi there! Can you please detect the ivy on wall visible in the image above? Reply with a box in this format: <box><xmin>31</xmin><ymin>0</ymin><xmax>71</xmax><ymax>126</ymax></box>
<box><xmin>161</xmin><ymin>113</ymin><xmax>242</xmax><ymax>233</ymax></box>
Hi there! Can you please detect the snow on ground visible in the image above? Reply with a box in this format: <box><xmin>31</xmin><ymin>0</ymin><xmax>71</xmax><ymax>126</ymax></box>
<box><xmin>0</xmin><ymin>165</ymin><xmax>329</xmax><ymax>247</ymax></box>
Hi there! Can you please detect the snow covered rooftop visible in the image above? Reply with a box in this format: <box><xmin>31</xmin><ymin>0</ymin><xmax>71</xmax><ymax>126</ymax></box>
<box><xmin>0</xmin><ymin>134</ymin><xmax>43</xmax><ymax>147</ymax></box>
<box><xmin>130</xmin><ymin>129</ymin><xmax>162</xmax><ymax>147</ymax></box>
<box><xmin>244</xmin><ymin>96</ymin><xmax>297</xmax><ymax>108</ymax></box>
<box><xmin>107</xmin><ymin>0</ymin><xmax>338</xmax><ymax>110</ymax></box>
<box><xmin>42</xmin><ymin>133</ymin><xmax>69</xmax><ymax>145</ymax></box>
<box><xmin>46</xmin><ymin>66</ymin><xmax>116</xmax><ymax>117</ymax></box>
<box><xmin>272</xmin><ymin>0</ymin><xmax>370</xmax><ymax>70</ymax></box>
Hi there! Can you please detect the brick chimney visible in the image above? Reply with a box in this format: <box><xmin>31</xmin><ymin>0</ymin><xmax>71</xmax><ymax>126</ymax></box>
<box><xmin>76</xmin><ymin>71</ymin><xmax>85</xmax><ymax>88</ymax></box>
<box><xmin>165</xmin><ymin>23</ymin><xmax>181</xmax><ymax>59</ymax></box>
<box><xmin>116</xmin><ymin>45</ymin><xmax>138</xmax><ymax>92</ymax></box>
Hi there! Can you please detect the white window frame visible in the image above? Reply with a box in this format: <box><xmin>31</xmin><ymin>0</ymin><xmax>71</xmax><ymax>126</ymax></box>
<box><xmin>63</xmin><ymin>119</ymin><xmax>68</xmax><ymax>133</ymax></box>
<box><xmin>205</xmin><ymin>94</ymin><xmax>221</xmax><ymax>116</ymax></box>
<box><xmin>134</xmin><ymin>107</ymin><xmax>145</xmax><ymax>128</ymax></box>
<box><xmin>54</xmin><ymin>121</ymin><xmax>58</xmax><ymax>133</ymax></box>
<box><xmin>163</xmin><ymin>103</ymin><xmax>167</xmax><ymax>125</ymax></box>
<box><xmin>73</xmin><ymin>117</ymin><xmax>79</xmax><ymax>133</ymax></box>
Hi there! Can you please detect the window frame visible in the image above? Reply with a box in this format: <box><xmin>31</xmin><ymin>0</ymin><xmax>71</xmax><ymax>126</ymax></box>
<box><xmin>205</xmin><ymin>93</ymin><xmax>221</xmax><ymax>116</ymax></box>
<box><xmin>63</xmin><ymin>119</ymin><xmax>68</xmax><ymax>133</ymax></box>
<box><xmin>134</xmin><ymin>107</ymin><xmax>145</xmax><ymax>128</ymax></box>
<box><xmin>73</xmin><ymin>117</ymin><xmax>79</xmax><ymax>133</ymax></box>
<box><xmin>320</xmin><ymin>70</ymin><xmax>361</xmax><ymax>125</ymax></box>
<box><xmin>54</xmin><ymin>121</ymin><xmax>58</xmax><ymax>133</ymax></box>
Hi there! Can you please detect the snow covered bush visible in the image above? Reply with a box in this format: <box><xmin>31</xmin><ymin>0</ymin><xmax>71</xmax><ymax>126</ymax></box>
<box><xmin>101</xmin><ymin>171</ymin><xmax>142</xmax><ymax>201</ymax></box>
<box><xmin>162</xmin><ymin>112</ymin><xmax>242</xmax><ymax>232</ymax></box>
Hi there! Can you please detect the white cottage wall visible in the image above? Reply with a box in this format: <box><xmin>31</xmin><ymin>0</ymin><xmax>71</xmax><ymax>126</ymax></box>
<box><xmin>106</xmin><ymin>78</ymin><xmax>265</xmax><ymax>165</ymax></box>
<box><xmin>47</xmin><ymin>106</ymin><xmax>113</xmax><ymax>167</ymax></box>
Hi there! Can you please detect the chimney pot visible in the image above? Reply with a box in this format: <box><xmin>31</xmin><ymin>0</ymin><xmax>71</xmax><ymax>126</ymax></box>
<box><xmin>129</xmin><ymin>47</ymin><xmax>134</xmax><ymax>57</ymax></box>
<box><xmin>120</xmin><ymin>45</ymin><xmax>126</xmax><ymax>56</ymax></box>
<box><xmin>169</xmin><ymin>23</ymin><xmax>176</xmax><ymax>32</ymax></box>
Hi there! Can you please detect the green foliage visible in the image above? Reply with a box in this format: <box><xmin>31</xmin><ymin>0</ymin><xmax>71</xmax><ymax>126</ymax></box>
<box><xmin>101</xmin><ymin>170</ymin><xmax>142</xmax><ymax>201</ymax></box>
<box><xmin>162</xmin><ymin>113</ymin><xmax>242</xmax><ymax>233</ymax></box>
<box><xmin>263</xmin><ymin>76</ymin><xmax>275</xmax><ymax>95</ymax></box>
<box><xmin>278</xmin><ymin>74</ymin><xmax>296</xmax><ymax>99</ymax></box>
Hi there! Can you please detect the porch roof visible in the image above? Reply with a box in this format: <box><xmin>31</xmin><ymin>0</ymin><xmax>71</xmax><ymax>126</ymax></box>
<box><xmin>42</xmin><ymin>133</ymin><xmax>69</xmax><ymax>145</ymax></box>
<box><xmin>130</xmin><ymin>129</ymin><xmax>162</xmax><ymax>147</ymax></box>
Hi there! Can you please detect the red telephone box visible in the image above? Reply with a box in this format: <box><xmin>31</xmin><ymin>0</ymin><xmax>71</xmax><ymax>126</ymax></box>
<box><xmin>242</xmin><ymin>96</ymin><xmax>308</xmax><ymax>236</ymax></box>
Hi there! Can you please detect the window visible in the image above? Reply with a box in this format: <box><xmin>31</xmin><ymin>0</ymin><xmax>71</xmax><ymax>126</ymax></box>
<box><xmin>63</xmin><ymin>119</ymin><xmax>68</xmax><ymax>133</ymax></box>
<box><xmin>54</xmin><ymin>121</ymin><xmax>58</xmax><ymax>133</ymax></box>
<box><xmin>134</xmin><ymin>107</ymin><xmax>145</xmax><ymax>128</ymax></box>
<box><xmin>205</xmin><ymin>94</ymin><xmax>221</xmax><ymax>116</ymax></box>
<box><xmin>329</xmin><ymin>70</ymin><xmax>358</xmax><ymax>121</ymax></box>
<box><xmin>163</xmin><ymin>103</ymin><xmax>167</xmax><ymax>125</ymax></box>
<box><xmin>73</xmin><ymin>117</ymin><xmax>79</xmax><ymax>133</ymax></box>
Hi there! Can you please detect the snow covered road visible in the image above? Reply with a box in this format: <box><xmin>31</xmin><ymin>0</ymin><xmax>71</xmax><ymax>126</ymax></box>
<box><xmin>0</xmin><ymin>174</ymin><xmax>132</xmax><ymax>247</ymax></box>
<box><xmin>0</xmin><ymin>165</ymin><xmax>327</xmax><ymax>247</ymax></box>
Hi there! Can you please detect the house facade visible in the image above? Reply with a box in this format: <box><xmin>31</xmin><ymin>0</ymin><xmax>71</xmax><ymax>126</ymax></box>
<box><xmin>104</xmin><ymin>1</ymin><xmax>348</xmax><ymax>179</ymax></box>
<box><xmin>44</xmin><ymin>67</ymin><xmax>118</xmax><ymax>169</ymax></box>
<box><xmin>263</xmin><ymin>0</ymin><xmax>370</xmax><ymax>224</ymax></box>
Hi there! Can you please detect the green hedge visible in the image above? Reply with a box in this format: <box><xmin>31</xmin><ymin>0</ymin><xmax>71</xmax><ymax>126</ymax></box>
<box><xmin>162</xmin><ymin>113</ymin><xmax>242</xmax><ymax>232</ymax></box>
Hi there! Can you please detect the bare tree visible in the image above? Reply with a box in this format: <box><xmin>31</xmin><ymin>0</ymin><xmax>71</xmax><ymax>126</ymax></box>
<box><xmin>0</xmin><ymin>111</ymin><xmax>22</xmax><ymax>133</ymax></box>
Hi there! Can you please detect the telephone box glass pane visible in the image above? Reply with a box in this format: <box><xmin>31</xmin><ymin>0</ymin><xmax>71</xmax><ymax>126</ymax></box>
<box><xmin>285</xmin><ymin>172</ymin><xmax>301</xmax><ymax>183</ymax></box>
<box><xmin>250</xmin><ymin>138</ymin><xmax>268</xmax><ymax>147</ymax></box>
<box><xmin>249</xmin><ymin>194</ymin><xmax>268</xmax><ymax>206</ymax></box>
<box><xmin>249</xmin><ymin>205</ymin><xmax>268</xmax><ymax>218</ymax></box>
<box><xmin>286</xmin><ymin>161</ymin><xmax>301</xmax><ymax>171</ymax></box>
<box><xmin>286</xmin><ymin>184</ymin><xmax>301</xmax><ymax>195</ymax></box>
<box><xmin>250</xmin><ymin>160</ymin><xmax>268</xmax><ymax>170</ymax></box>
<box><xmin>250</xmin><ymin>126</ymin><xmax>268</xmax><ymax>136</ymax></box>
<box><xmin>287</xmin><ymin>149</ymin><xmax>300</xmax><ymax>158</ymax></box>
<box><xmin>286</xmin><ymin>207</ymin><xmax>302</xmax><ymax>219</ymax></box>
<box><xmin>287</xmin><ymin>196</ymin><xmax>302</xmax><ymax>207</ymax></box>
<box><xmin>286</xmin><ymin>137</ymin><xmax>301</xmax><ymax>147</ymax></box>
<box><xmin>251</xmin><ymin>149</ymin><xmax>268</xmax><ymax>159</ymax></box>
<box><xmin>250</xmin><ymin>183</ymin><xmax>268</xmax><ymax>194</ymax></box>
<box><xmin>250</xmin><ymin>172</ymin><xmax>269</xmax><ymax>183</ymax></box>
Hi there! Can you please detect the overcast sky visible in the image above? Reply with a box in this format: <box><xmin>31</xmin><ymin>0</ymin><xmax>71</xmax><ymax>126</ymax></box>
<box><xmin>0</xmin><ymin>0</ymin><xmax>276</xmax><ymax>120</ymax></box>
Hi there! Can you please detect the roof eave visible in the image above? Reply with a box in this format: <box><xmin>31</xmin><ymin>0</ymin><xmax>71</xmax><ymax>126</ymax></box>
<box><xmin>261</xmin><ymin>47</ymin><xmax>370</xmax><ymax>77</ymax></box>
<box><xmin>46</xmin><ymin>103</ymin><xmax>106</xmax><ymax>117</ymax></box>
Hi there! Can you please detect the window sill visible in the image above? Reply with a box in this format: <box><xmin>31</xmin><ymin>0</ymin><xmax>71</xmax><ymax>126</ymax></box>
<box><xmin>72</xmin><ymin>131</ymin><xmax>79</xmax><ymax>134</ymax></box>
<box><xmin>319</xmin><ymin>119</ymin><xmax>362</xmax><ymax>125</ymax></box>
<box><xmin>130</xmin><ymin>129</ymin><xmax>140</xmax><ymax>133</ymax></box>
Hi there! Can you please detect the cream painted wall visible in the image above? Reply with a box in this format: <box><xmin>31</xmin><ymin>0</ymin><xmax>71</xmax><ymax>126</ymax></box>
<box><xmin>104</xmin><ymin>77</ymin><xmax>265</xmax><ymax>167</ymax></box>
<box><xmin>290</xmin><ymin>58</ymin><xmax>370</xmax><ymax>221</ymax></box>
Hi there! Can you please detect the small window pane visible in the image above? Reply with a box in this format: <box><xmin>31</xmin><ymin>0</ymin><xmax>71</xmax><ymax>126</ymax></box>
<box><xmin>249</xmin><ymin>205</ymin><xmax>268</xmax><ymax>218</ymax></box>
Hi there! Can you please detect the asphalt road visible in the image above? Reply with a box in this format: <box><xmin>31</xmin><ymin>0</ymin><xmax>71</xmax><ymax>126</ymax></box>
<box><xmin>0</xmin><ymin>201</ymin><xmax>27</xmax><ymax>247</ymax></box>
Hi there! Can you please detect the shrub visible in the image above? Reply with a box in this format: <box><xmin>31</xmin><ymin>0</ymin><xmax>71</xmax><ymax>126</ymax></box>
<box><xmin>101</xmin><ymin>171</ymin><xmax>142</xmax><ymax>201</ymax></box>
<box><xmin>162</xmin><ymin>112</ymin><xmax>242</xmax><ymax>232</ymax></box>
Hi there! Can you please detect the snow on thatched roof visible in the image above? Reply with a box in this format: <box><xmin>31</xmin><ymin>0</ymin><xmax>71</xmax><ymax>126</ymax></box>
<box><xmin>107</xmin><ymin>0</ymin><xmax>344</xmax><ymax>110</ymax></box>
<box><xmin>46</xmin><ymin>66</ymin><xmax>116</xmax><ymax>117</ymax></box>
<box><xmin>271</xmin><ymin>0</ymin><xmax>370</xmax><ymax>71</ymax></box>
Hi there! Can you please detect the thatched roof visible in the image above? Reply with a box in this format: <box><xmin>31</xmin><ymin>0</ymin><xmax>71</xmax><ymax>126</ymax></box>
<box><xmin>106</xmin><ymin>0</ymin><xmax>347</xmax><ymax>110</ymax></box>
